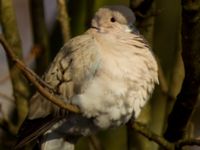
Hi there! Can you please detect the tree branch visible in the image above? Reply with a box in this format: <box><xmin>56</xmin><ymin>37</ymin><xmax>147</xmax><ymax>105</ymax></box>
<box><xmin>0</xmin><ymin>35</ymin><xmax>80</xmax><ymax>114</ymax></box>
<box><xmin>164</xmin><ymin>0</ymin><xmax>200</xmax><ymax>142</ymax></box>
<box><xmin>133</xmin><ymin>122</ymin><xmax>200</xmax><ymax>149</ymax></box>
<box><xmin>0</xmin><ymin>0</ymin><xmax>30</xmax><ymax>132</ymax></box>
<box><xmin>57</xmin><ymin>0</ymin><xmax>71</xmax><ymax>42</ymax></box>
<box><xmin>176</xmin><ymin>138</ymin><xmax>200</xmax><ymax>149</ymax></box>
<box><xmin>30</xmin><ymin>0</ymin><xmax>50</xmax><ymax>75</ymax></box>
<box><xmin>132</xmin><ymin>122</ymin><xmax>174</xmax><ymax>150</ymax></box>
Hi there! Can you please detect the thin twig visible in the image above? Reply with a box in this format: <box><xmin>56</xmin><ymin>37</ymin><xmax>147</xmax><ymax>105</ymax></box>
<box><xmin>0</xmin><ymin>34</ymin><xmax>80</xmax><ymax>113</ymax></box>
<box><xmin>132</xmin><ymin>122</ymin><xmax>174</xmax><ymax>150</ymax></box>
<box><xmin>0</xmin><ymin>44</ymin><xmax>48</xmax><ymax>84</ymax></box>
<box><xmin>176</xmin><ymin>138</ymin><xmax>200</xmax><ymax>148</ymax></box>
<box><xmin>2</xmin><ymin>45</ymin><xmax>54</xmax><ymax>91</ymax></box>
<box><xmin>133</xmin><ymin>121</ymin><xmax>200</xmax><ymax>149</ymax></box>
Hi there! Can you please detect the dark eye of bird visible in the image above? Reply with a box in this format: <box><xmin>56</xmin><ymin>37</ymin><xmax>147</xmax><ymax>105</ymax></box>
<box><xmin>110</xmin><ymin>17</ymin><xmax>116</xmax><ymax>22</ymax></box>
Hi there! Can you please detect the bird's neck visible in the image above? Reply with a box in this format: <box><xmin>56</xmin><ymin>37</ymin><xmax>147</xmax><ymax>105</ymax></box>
<box><xmin>87</xmin><ymin>28</ymin><xmax>135</xmax><ymax>44</ymax></box>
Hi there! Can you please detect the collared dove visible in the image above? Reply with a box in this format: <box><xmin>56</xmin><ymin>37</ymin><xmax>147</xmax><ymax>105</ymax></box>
<box><xmin>15</xmin><ymin>5</ymin><xmax>158</xmax><ymax>150</ymax></box>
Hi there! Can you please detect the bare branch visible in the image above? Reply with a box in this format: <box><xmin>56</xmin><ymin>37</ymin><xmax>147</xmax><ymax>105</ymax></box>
<box><xmin>176</xmin><ymin>138</ymin><xmax>200</xmax><ymax>149</ymax></box>
<box><xmin>133</xmin><ymin>121</ymin><xmax>200</xmax><ymax>149</ymax></box>
<box><xmin>132</xmin><ymin>122</ymin><xmax>174</xmax><ymax>150</ymax></box>
<box><xmin>0</xmin><ymin>35</ymin><xmax>80</xmax><ymax>113</ymax></box>
<box><xmin>0</xmin><ymin>45</ymin><xmax>43</xmax><ymax>84</ymax></box>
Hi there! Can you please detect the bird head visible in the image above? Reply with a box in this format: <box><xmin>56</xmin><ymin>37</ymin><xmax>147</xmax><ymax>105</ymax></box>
<box><xmin>91</xmin><ymin>5</ymin><xmax>138</xmax><ymax>34</ymax></box>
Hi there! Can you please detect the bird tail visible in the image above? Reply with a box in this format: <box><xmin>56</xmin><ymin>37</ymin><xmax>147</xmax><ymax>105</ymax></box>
<box><xmin>14</xmin><ymin>114</ymin><xmax>62</xmax><ymax>149</ymax></box>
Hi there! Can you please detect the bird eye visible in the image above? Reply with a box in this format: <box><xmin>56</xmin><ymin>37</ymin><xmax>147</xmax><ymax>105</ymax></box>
<box><xmin>110</xmin><ymin>17</ymin><xmax>116</xmax><ymax>22</ymax></box>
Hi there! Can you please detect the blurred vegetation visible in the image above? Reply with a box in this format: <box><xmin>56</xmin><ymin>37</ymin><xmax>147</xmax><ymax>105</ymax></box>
<box><xmin>0</xmin><ymin>0</ymin><xmax>200</xmax><ymax>150</ymax></box>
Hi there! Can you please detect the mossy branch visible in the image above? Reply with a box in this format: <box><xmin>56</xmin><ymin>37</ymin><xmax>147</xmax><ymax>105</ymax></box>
<box><xmin>0</xmin><ymin>0</ymin><xmax>30</xmax><ymax>133</ymax></box>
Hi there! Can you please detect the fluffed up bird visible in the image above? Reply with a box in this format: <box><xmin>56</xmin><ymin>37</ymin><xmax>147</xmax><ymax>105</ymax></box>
<box><xmin>15</xmin><ymin>5</ymin><xmax>158</xmax><ymax>150</ymax></box>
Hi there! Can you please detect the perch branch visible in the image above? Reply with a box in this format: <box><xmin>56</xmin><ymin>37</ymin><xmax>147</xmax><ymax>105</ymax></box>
<box><xmin>133</xmin><ymin>122</ymin><xmax>174</xmax><ymax>150</ymax></box>
<box><xmin>133</xmin><ymin>122</ymin><xmax>200</xmax><ymax>149</ymax></box>
<box><xmin>0</xmin><ymin>35</ymin><xmax>80</xmax><ymax>113</ymax></box>
<box><xmin>0</xmin><ymin>45</ymin><xmax>43</xmax><ymax>84</ymax></box>
<box><xmin>176</xmin><ymin>138</ymin><xmax>200</xmax><ymax>148</ymax></box>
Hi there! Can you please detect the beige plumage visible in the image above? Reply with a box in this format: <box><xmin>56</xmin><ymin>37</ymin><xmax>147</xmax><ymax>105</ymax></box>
<box><xmin>15</xmin><ymin>5</ymin><xmax>158</xmax><ymax>150</ymax></box>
